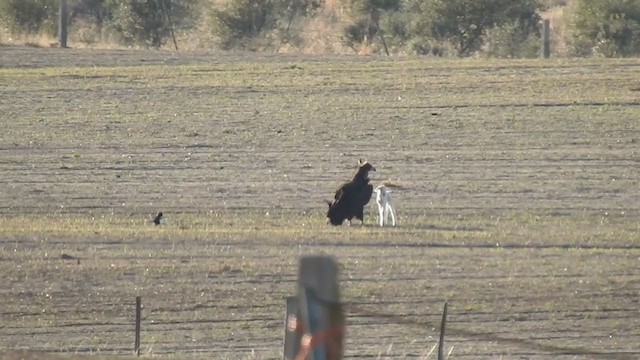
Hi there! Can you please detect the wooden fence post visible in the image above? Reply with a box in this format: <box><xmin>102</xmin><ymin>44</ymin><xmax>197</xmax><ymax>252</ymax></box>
<box><xmin>135</xmin><ymin>296</ymin><xmax>142</xmax><ymax>356</ymax></box>
<box><xmin>284</xmin><ymin>296</ymin><xmax>302</xmax><ymax>360</ymax></box>
<box><xmin>437</xmin><ymin>302</ymin><xmax>447</xmax><ymax>360</ymax></box>
<box><xmin>297</xmin><ymin>256</ymin><xmax>344</xmax><ymax>360</ymax></box>
<box><xmin>542</xmin><ymin>19</ymin><xmax>550</xmax><ymax>59</ymax></box>
<box><xmin>58</xmin><ymin>0</ymin><xmax>68</xmax><ymax>48</ymax></box>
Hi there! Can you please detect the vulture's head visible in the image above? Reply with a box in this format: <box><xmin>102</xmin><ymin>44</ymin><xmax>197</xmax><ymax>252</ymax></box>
<box><xmin>356</xmin><ymin>159</ymin><xmax>376</xmax><ymax>180</ymax></box>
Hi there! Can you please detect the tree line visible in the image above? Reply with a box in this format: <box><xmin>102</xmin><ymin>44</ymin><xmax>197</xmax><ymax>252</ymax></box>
<box><xmin>1</xmin><ymin>0</ymin><xmax>639</xmax><ymax>57</ymax></box>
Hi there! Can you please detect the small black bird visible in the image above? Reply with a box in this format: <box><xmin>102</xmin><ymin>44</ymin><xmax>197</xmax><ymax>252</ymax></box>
<box><xmin>153</xmin><ymin>212</ymin><xmax>164</xmax><ymax>226</ymax></box>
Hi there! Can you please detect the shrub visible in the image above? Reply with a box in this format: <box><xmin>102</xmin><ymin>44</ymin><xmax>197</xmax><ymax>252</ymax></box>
<box><xmin>104</xmin><ymin>0</ymin><xmax>198</xmax><ymax>48</ymax></box>
<box><xmin>209</xmin><ymin>0</ymin><xmax>286</xmax><ymax>50</ymax></box>
<box><xmin>340</xmin><ymin>0</ymin><xmax>400</xmax><ymax>52</ymax></box>
<box><xmin>0</xmin><ymin>0</ymin><xmax>58</xmax><ymax>34</ymax></box>
<box><xmin>483</xmin><ymin>20</ymin><xmax>542</xmax><ymax>58</ymax></box>
<box><xmin>210</xmin><ymin>0</ymin><xmax>326</xmax><ymax>51</ymax></box>
<box><xmin>430</xmin><ymin>0</ymin><xmax>544</xmax><ymax>57</ymax></box>
<box><xmin>398</xmin><ymin>0</ymin><xmax>438</xmax><ymax>55</ymax></box>
<box><xmin>341</xmin><ymin>0</ymin><xmax>544</xmax><ymax>56</ymax></box>
<box><xmin>342</xmin><ymin>18</ymin><xmax>377</xmax><ymax>50</ymax></box>
<box><xmin>569</xmin><ymin>0</ymin><xmax>640</xmax><ymax>57</ymax></box>
<box><xmin>68</xmin><ymin>0</ymin><xmax>107</xmax><ymax>26</ymax></box>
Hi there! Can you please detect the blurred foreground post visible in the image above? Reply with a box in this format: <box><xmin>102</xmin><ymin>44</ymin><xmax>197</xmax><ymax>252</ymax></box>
<box><xmin>58</xmin><ymin>0</ymin><xmax>68</xmax><ymax>48</ymax></box>
<box><xmin>297</xmin><ymin>256</ymin><xmax>344</xmax><ymax>360</ymax></box>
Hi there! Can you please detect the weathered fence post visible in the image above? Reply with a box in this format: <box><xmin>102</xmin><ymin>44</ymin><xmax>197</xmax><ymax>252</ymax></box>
<box><xmin>437</xmin><ymin>302</ymin><xmax>448</xmax><ymax>360</ymax></box>
<box><xmin>296</xmin><ymin>256</ymin><xmax>344</xmax><ymax>360</ymax></box>
<box><xmin>284</xmin><ymin>296</ymin><xmax>302</xmax><ymax>360</ymax></box>
<box><xmin>58</xmin><ymin>0</ymin><xmax>68</xmax><ymax>48</ymax></box>
<box><xmin>135</xmin><ymin>296</ymin><xmax>142</xmax><ymax>356</ymax></box>
<box><xmin>542</xmin><ymin>19</ymin><xmax>551</xmax><ymax>59</ymax></box>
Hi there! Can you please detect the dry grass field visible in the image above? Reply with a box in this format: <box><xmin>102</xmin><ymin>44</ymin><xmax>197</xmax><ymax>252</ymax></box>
<box><xmin>0</xmin><ymin>47</ymin><xmax>639</xmax><ymax>359</ymax></box>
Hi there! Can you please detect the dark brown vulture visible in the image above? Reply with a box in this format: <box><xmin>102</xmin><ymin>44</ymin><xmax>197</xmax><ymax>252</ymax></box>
<box><xmin>326</xmin><ymin>160</ymin><xmax>376</xmax><ymax>226</ymax></box>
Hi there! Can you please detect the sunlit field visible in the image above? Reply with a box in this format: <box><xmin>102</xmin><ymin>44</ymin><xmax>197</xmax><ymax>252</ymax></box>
<box><xmin>0</xmin><ymin>48</ymin><xmax>639</xmax><ymax>359</ymax></box>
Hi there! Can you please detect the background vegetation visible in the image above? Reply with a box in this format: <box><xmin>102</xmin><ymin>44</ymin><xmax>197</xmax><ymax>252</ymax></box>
<box><xmin>1</xmin><ymin>0</ymin><xmax>640</xmax><ymax>57</ymax></box>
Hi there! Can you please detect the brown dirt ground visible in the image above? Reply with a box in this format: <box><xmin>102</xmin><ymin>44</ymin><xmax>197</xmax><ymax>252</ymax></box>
<box><xmin>0</xmin><ymin>48</ymin><xmax>639</xmax><ymax>359</ymax></box>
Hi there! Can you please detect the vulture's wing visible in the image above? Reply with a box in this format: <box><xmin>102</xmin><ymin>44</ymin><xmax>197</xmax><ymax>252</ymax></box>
<box><xmin>334</xmin><ymin>181</ymin><xmax>355</xmax><ymax>202</ymax></box>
